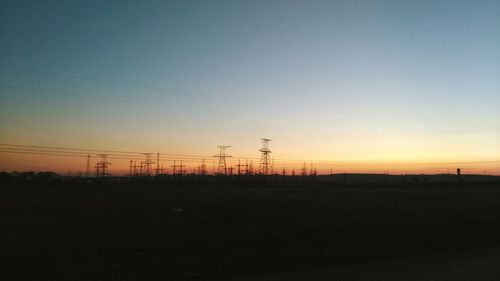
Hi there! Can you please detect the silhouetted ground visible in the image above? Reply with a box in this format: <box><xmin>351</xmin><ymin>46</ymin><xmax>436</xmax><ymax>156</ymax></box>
<box><xmin>1</xmin><ymin>183</ymin><xmax>500</xmax><ymax>280</ymax></box>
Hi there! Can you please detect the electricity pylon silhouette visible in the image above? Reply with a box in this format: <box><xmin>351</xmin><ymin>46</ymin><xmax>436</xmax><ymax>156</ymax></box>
<box><xmin>213</xmin><ymin>145</ymin><xmax>231</xmax><ymax>175</ymax></box>
<box><xmin>199</xmin><ymin>158</ymin><xmax>207</xmax><ymax>175</ymax></box>
<box><xmin>259</xmin><ymin>138</ymin><xmax>272</xmax><ymax>175</ymax></box>
<box><xmin>142</xmin><ymin>153</ymin><xmax>155</xmax><ymax>176</ymax></box>
<box><xmin>95</xmin><ymin>154</ymin><xmax>110</xmax><ymax>177</ymax></box>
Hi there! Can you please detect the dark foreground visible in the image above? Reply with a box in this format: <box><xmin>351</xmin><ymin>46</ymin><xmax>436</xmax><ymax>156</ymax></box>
<box><xmin>1</xmin><ymin>183</ymin><xmax>500</xmax><ymax>280</ymax></box>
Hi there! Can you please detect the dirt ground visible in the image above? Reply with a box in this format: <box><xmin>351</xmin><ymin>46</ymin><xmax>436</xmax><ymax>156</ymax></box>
<box><xmin>1</xmin><ymin>183</ymin><xmax>500</xmax><ymax>280</ymax></box>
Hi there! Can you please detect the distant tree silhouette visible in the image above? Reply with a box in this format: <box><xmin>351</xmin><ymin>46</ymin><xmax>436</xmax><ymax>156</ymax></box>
<box><xmin>37</xmin><ymin>171</ymin><xmax>59</xmax><ymax>182</ymax></box>
<box><xmin>0</xmin><ymin>172</ymin><xmax>11</xmax><ymax>182</ymax></box>
<box><xmin>17</xmin><ymin>171</ymin><xmax>36</xmax><ymax>181</ymax></box>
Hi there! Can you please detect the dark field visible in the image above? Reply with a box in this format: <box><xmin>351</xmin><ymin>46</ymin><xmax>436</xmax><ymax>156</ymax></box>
<box><xmin>2</xmin><ymin>183</ymin><xmax>500</xmax><ymax>280</ymax></box>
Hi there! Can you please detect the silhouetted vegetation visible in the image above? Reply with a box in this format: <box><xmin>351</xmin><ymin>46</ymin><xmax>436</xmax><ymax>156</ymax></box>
<box><xmin>1</xmin><ymin>170</ymin><xmax>498</xmax><ymax>191</ymax></box>
<box><xmin>0</xmin><ymin>171</ymin><xmax>61</xmax><ymax>184</ymax></box>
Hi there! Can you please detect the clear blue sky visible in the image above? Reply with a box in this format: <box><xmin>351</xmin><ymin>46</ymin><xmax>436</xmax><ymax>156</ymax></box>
<box><xmin>1</xmin><ymin>0</ymin><xmax>499</xmax><ymax>173</ymax></box>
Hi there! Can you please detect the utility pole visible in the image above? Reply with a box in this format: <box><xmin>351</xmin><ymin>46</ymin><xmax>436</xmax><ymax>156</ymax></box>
<box><xmin>86</xmin><ymin>155</ymin><xmax>90</xmax><ymax>178</ymax></box>
<box><xmin>259</xmin><ymin>138</ymin><xmax>272</xmax><ymax>175</ymax></box>
<box><xmin>171</xmin><ymin>160</ymin><xmax>176</xmax><ymax>176</ymax></box>
<box><xmin>171</xmin><ymin>160</ymin><xmax>186</xmax><ymax>176</ymax></box>
<box><xmin>179</xmin><ymin>160</ymin><xmax>185</xmax><ymax>176</ymax></box>
<box><xmin>156</xmin><ymin>152</ymin><xmax>160</xmax><ymax>176</ymax></box>
<box><xmin>244</xmin><ymin>159</ymin><xmax>250</xmax><ymax>175</ymax></box>
<box><xmin>199</xmin><ymin>158</ymin><xmax>207</xmax><ymax>175</ymax></box>
<box><xmin>213</xmin><ymin>145</ymin><xmax>231</xmax><ymax>175</ymax></box>
<box><xmin>236</xmin><ymin>159</ymin><xmax>249</xmax><ymax>176</ymax></box>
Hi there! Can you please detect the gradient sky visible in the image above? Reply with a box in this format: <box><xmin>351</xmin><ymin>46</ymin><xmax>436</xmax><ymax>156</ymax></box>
<box><xmin>1</xmin><ymin>0</ymin><xmax>499</xmax><ymax>174</ymax></box>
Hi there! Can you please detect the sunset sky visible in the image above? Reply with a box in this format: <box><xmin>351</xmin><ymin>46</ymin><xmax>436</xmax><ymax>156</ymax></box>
<box><xmin>1</xmin><ymin>0</ymin><xmax>499</xmax><ymax>175</ymax></box>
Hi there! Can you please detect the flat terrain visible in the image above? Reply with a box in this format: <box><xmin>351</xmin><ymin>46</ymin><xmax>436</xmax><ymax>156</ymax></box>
<box><xmin>1</xmin><ymin>183</ymin><xmax>500</xmax><ymax>280</ymax></box>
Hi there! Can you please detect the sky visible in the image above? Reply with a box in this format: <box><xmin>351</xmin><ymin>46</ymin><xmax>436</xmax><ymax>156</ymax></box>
<box><xmin>0</xmin><ymin>0</ymin><xmax>499</xmax><ymax>175</ymax></box>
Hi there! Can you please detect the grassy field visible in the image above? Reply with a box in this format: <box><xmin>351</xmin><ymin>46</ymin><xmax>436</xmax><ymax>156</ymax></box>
<box><xmin>1</xmin><ymin>183</ymin><xmax>500</xmax><ymax>280</ymax></box>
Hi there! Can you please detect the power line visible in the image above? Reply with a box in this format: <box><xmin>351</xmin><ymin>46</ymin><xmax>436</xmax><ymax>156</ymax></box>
<box><xmin>0</xmin><ymin>143</ymin><xmax>210</xmax><ymax>158</ymax></box>
<box><xmin>0</xmin><ymin>149</ymin><xmax>208</xmax><ymax>163</ymax></box>
<box><xmin>1</xmin><ymin>145</ymin><xmax>499</xmax><ymax>167</ymax></box>
<box><xmin>0</xmin><ymin>65</ymin><xmax>414</xmax><ymax>121</ymax></box>
<box><xmin>0</xmin><ymin>65</ymin><xmax>273</xmax><ymax>105</ymax></box>
<box><xmin>1</xmin><ymin>148</ymin><xmax>499</xmax><ymax>178</ymax></box>
<box><xmin>2</xmin><ymin>143</ymin><xmax>500</xmax><ymax>166</ymax></box>
<box><xmin>0</xmin><ymin>84</ymin><xmax>367</xmax><ymax>128</ymax></box>
<box><xmin>0</xmin><ymin>150</ymin><xmax>90</xmax><ymax>158</ymax></box>
<box><xmin>0</xmin><ymin>144</ymin><xmax>397</xmax><ymax>165</ymax></box>
<box><xmin>2</xmin><ymin>65</ymin><xmax>500</xmax><ymax>136</ymax></box>
<box><xmin>3</xmin><ymin>83</ymin><xmax>498</xmax><ymax>134</ymax></box>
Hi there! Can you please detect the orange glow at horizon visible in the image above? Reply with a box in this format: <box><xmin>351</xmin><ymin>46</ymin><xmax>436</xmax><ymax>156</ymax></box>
<box><xmin>1</xmin><ymin>151</ymin><xmax>499</xmax><ymax>176</ymax></box>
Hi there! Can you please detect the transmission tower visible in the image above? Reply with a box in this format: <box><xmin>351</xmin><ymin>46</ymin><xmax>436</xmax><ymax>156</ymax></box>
<box><xmin>249</xmin><ymin>160</ymin><xmax>254</xmax><ymax>175</ymax></box>
<box><xmin>259</xmin><ymin>138</ymin><xmax>272</xmax><ymax>175</ymax></box>
<box><xmin>132</xmin><ymin>161</ymin><xmax>138</xmax><ymax>176</ymax></box>
<box><xmin>142</xmin><ymin>153</ymin><xmax>155</xmax><ymax>176</ymax></box>
<box><xmin>95</xmin><ymin>154</ymin><xmax>110</xmax><ymax>177</ymax></box>
<box><xmin>213</xmin><ymin>145</ymin><xmax>231</xmax><ymax>175</ymax></box>
<box><xmin>200</xmin><ymin>158</ymin><xmax>207</xmax><ymax>175</ymax></box>
<box><xmin>236</xmin><ymin>159</ymin><xmax>248</xmax><ymax>176</ymax></box>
